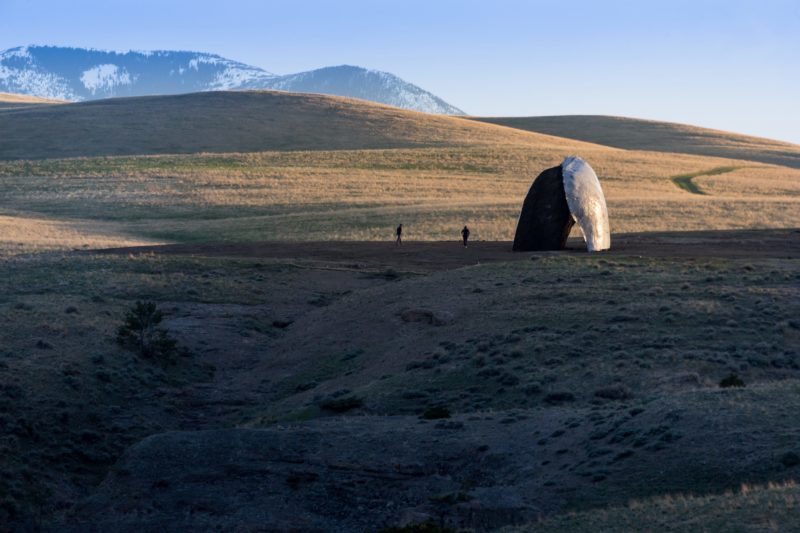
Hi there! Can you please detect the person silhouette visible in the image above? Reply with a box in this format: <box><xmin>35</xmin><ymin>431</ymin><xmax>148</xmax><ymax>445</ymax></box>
<box><xmin>395</xmin><ymin>223</ymin><xmax>403</xmax><ymax>245</ymax></box>
<box><xmin>461</xmin><ymin>225</ymin><xmax>470</xmax><ymax>247</ymax></box>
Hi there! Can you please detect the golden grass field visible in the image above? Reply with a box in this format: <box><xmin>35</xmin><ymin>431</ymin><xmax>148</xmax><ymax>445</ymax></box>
<box><xmin>471</xmin><ymin>115</ymin><xmax>800</xmax><ymax>169</ymax></box>
<box><xmin>0</xmin><ymin>213</ymin><xmax>154</xmax><ymax>257</ymax></box>
<box><xmin>0</xmin><ymin>91</ymin><xmax>799</xmax><ymax>256</ymax></box>
<box><xmin>0</xmin><ymin>92</ymin><xmax>66</xmax><ymax>102</ymax></box>
<box><xmin>0</xmin><ymin>91</ymin><xmax>579</xmax><ymax>159</ymax></box>
<box><xmin>0</xmin><ymin>91</ymin><xmax>67</xmax><ymax>110</ymax></box>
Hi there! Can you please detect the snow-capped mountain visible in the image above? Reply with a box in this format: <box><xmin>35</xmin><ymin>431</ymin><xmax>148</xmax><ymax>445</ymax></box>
<box><xmin>0</xmin><ymin>46</ymin><xmax>276</xmax><ymax>101</ymax></box>
<box><xmin>268</xmin><ymin>65</ymin><xmax>463</xmax><ymax>115</ymax></box>
<box><xmin>0</xmin><ymin>46</ymin><xmax>464</xmax><ymax>114</ymax></box>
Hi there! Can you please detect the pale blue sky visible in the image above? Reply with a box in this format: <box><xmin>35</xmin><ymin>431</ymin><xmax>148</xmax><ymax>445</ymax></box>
<box><xmin>2</xmin><ymin>0</ymin><xmax>798</xmax><ymax>142</ymax></box>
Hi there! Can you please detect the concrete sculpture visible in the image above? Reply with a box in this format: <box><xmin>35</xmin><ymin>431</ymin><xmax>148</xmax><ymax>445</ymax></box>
<box><xmin>513</xmin><ymin>156</ymin><xmax>610</xmax><ymax>252</ymax></box>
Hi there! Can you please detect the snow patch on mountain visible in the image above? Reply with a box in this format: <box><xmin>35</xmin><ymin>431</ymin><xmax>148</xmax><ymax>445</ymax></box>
<box><xmin>0</xmin><ymin>46</ymin><xmax>464</xmax><ymax>114</ymax></box>
<box><xmin>3</xmin><ymin>46</ymin><xmax>32</xmax><ymax>60</ymax></box>
<box><xmin>210</xmin><ymin>68</ymin><xmax>263</xmax><ymax>90</ymax></box>
<box><xmin>0</xmin><ymin>47</ymin><xmax>79</xmax><ymax>100</ymax></box>
<box><xmin>0</xmin><ymin>66</ymin><xmax>77</xmax><ymax>100</ymax></box>
<box><xmin>80</xmin><ymin>64</ymin><xmax>133</xmax><ymax>95</ymax></box>
<box><xmin>266</xmin><ymin>65</ymin><xmax>464</xmax><ymax>115</ymax></box>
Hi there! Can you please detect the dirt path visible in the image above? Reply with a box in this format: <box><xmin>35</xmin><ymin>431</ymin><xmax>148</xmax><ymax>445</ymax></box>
<box><xmin>96</xmin><ymin>228</ymin><xmax>800</xmax><ymax>271</ymax></box>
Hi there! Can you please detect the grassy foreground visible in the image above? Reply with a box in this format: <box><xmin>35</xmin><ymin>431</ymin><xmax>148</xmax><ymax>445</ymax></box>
<box><xmin>1</xmin><ymin>147</ymin><xmax>799</xmax><ymax>256</ymax></box>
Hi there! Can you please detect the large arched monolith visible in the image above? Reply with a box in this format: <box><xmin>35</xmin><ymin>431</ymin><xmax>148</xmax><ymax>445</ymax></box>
<box><xmin>512</xmin><ymin>165</ymin><xmax>574</xmax><ymax>251</ymax></box>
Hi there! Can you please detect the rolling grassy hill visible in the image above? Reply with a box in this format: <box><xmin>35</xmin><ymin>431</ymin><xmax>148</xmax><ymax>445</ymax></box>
<box><xmin>0</xmin><ymin>91</ymin><xmax>798</xmax><ymax>255</ymax></box>
<box><xmin>470</xmin><ymin>115</ymin><xmax>800</xmax><ymax>169</ymax></box>
<box><xmin>0</xmin><ymin>91</ymin><xmax>65</xmax><ymax>109</ymax></box>
<box><xmin>0</xmin><ymin>90</ymin><xmax>594</xmax><ymax>160</ymax></box>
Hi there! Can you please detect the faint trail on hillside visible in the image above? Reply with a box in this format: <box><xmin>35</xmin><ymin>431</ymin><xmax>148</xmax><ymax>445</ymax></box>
<box><xmin>671</xmin><ymin>166</ymin><xmax>741</xmax><ymax>194</ymax></box>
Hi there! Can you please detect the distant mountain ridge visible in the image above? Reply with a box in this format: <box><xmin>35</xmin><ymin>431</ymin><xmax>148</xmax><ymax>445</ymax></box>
<box><xmin>267</xmin><ymin>65</ymin><xmax>463</xmax><ymax>115</ymax></box>
<box><xmin>0</xmin><ymin>45</ymin><xmax>463</xmax><ymax>115</ymax></box>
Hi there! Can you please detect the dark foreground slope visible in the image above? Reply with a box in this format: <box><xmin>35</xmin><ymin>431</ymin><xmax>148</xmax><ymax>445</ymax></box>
<box><xmin>470</xmin><ymin>115</ymin><xmax>800</xmax><ymax>169</ymax></box>
<box><xmin>70</xmin><ymin>388</ymin><xmax>800</xmax><ymax>532</ymax></box>
<box><xmin>1</xmin><ymin>230</ymin><xmax>798</xmax><ymax>530</ymax></box>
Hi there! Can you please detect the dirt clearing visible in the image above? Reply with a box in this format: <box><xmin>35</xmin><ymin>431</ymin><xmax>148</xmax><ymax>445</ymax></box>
<box><xmin>95</xmin><ymin>228</ymin><xmax>800</xmax><ymax>272</ymax></box>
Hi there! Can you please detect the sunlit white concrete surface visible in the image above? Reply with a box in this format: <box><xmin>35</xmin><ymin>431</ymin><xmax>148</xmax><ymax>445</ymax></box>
<box><xmin>562</xmin><ymin>156</ymin><xmax>611</xmax><ymax>252</ymax></box>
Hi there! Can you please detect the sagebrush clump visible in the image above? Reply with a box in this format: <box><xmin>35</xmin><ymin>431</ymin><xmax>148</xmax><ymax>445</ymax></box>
<box><xmin>421</xmin><ymin>405</ymin><xmax>451</xmax><ymax>420</ymax></box>
<box><xmin>719</xmin><ymin>373</ymin><xmax>746</xmax><ymax>388</ymax></box>
<box><xmin>319</xmin><ymin>396</ymin><xmax>363</xmax><ymax>413</ymax></box>
<box><xmin>378</xmin><ymin>522</ymin><xmax>457</xmax><ymax>533</ymax></box>
<box><xmin>116</xmin><ymin>301</ymin><xmax>178</xmax><ymax>362</ymax></box>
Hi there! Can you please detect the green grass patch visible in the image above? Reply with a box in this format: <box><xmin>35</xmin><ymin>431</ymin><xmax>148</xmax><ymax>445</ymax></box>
<box><xmin>671</xmin><ymin>166</ymin><xmax>740</xmax><ymax>195</ymax></box>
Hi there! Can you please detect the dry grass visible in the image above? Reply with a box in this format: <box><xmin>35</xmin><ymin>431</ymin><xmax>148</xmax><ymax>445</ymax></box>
<box><xmin>526</xmin><ymin>481</ymin><xmax>800</xmax><ymax>532</ymax></box>
<box><xmin>0</xmin><ymin>92</ymin><xmax>66</xmax><ymax>110</ymax></box>
<box><xmin>471</xmin><ymin>115</ymin><xmax>800</xmax><ymax>169</ymax></box>
<box><xmin>0</xmin><ymin>92</ymin><xmax>798</xmax><ymax>255</ymax></box>
<box><xmin>0</xmin><ymin>213</ymin><xmax>154</xmax><ymax>257</ymax></box>
<box><xmin>1</xmin><ymin>146</ymin><xmax>798</xmax><ymax>254</ymax></box>
<box><xmin>700</xmin><ymin>166</ymin><xmax>800</xmax><ymax>197</ymax></box>
<box><xmin>0</xmin><ymin>92</ymin><xmax>66</xmax><ymax>103</ymax></box>
<box><xmin>0</xmin><ymin>90</ymin><xmax>599</xmax><ymax>160</ymax></box>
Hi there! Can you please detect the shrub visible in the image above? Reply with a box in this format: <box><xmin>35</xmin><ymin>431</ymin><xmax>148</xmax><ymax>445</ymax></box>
<box><xmin>719</xmin><ymin>373</ymin><xmax>745</xmax><ymax>388</ymax></box>
<box><xmin>375</xmin><ymin>268</ymin><xmax>401</xmax><ymax>280</ymax></box>
<box><xmin>523</xmin><ymin>383</ymin><xmax>542</xmax><ymax>396</ymax></box>
<box><xmin>35</xmin><ymin>340</ymin><xmax>53</xmax><ymax>350</ymax></box>
<box><xmin>544</xmin><ymin>392</ymin><xmax>575</xmax><ymax>404</ymax></box>
<box><xmin>116</xmin><ymin>301</ymin><xmax>178</xmax><ymax>362</ymax></box>
<box><xmin>295</xmin><ymin>381</ymin><xmax>319</xmax><ymax>392</ymax></box>
<box><xmin>319</xmin><ymin>396</ymin><xmax>363</xmax><ymax>413</ymax></box>
<box><xmin>378</xmin><ymin>523</ymin><xmax>456</xmax><ymax>533</ymax></box>
<box><xmin>421</xmin><ymin>405</ymin><xmax>451</xmax><ymax>420</ymax></box>
<box><xmin>429</xmin><ymin>491</ymin><xmax>470</xmax><ymax>504</ymax></box>
<box><xmin>498</xmin><ymin>372</ymin><xmax>520</xmax><ymax>386</ymax></box>
<box><xmin>594</xmin><ymin>385</ymin><xmax>633</xmax><ymax>401</ymax></box>
<box><xmin>780</xmin><ymin>452</ymin><xmax>800</xmax><ymax>467</ymax></box>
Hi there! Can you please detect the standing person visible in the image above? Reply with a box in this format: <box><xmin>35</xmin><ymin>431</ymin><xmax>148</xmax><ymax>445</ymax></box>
<box><xmin>395</xmin><ymin>223</ymin><xmax>403</xmax><ymax>245</ymax></box>
<box><xmin>461</xmin><ymin>225</ymin><xmax>470</xmax><ymax>247</ymax></box>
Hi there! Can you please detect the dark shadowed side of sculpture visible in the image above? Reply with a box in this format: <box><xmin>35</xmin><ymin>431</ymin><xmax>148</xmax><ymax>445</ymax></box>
<box><xmin>512</xmin><ymin>166</ymin><xmax>574</xmax><ymax>251</ymax></box>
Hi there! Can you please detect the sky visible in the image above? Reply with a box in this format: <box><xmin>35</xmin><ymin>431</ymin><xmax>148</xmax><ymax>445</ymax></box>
<box><xmin>1</xmin><ymin>0</ymin><xmax>798</xmax><ymax>142</ymax></box>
